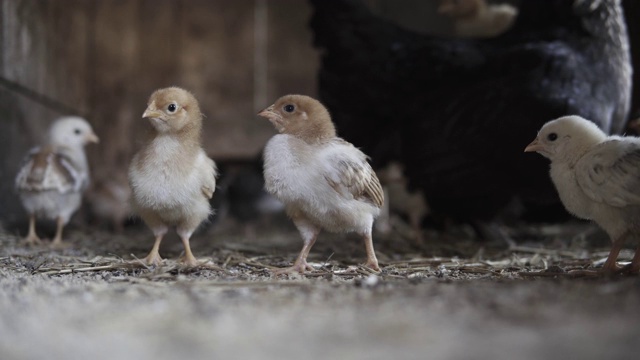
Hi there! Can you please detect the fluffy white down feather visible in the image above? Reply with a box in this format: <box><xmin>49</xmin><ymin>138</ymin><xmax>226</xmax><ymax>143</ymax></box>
<box><xmin>263</xmin><ymin>134</ymin><xmax>380</xmax><ymax>233</ymax></box>
<box><xmin>128</xmin><ymin>135</ymin><xmax>217</xmax><ymax>226</ymax></box>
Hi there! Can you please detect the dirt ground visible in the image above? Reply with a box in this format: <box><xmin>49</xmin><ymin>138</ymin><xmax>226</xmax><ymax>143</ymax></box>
<box><xmin>1</xmin><ymin>218</ymin><xmax>639</xmax><ymax>360</ymax></box>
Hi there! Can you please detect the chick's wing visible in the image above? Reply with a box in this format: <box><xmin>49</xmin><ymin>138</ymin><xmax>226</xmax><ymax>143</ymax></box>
<box><xmin>15</xmin><ymin>147</ymin><xmax>85</xmax><ymax>193</ymax></box>
<box><xmin>575</xmin><ymin>139</ymin><xmax>640</xmax><ymax>207</ymax></box>
<box><xmin>200</xmin><ymin>156</ymin><xmax>217</xmax><ymax>200</ymax></box>
<box><xmin>322</xmin><ymin>140</ymin><xmax>384</xmax><ymax>208</ymax></box>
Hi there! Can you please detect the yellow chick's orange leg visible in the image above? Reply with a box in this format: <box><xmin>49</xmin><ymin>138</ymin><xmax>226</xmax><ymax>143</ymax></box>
<box><xmin>275</xmin><ymin>221</ymin><xmax>320</xmax><ymax>274</ymax></box>
<box><xmin>23</xmin><ymin>214</ymin><xmax>42</xmax><ymax>245</ymax></box>
<box><xmin>177</xmin><ymin>228</ymin><xmax>199</xmax><ymax>267</ymax></box>
<box><xmin>362</xmin><ymin>231</ymin><xmax>380</xmax><ymax>271</ymax></box>
<box><xmin>50</xmin><ymin>217</ymin><xmax>69</xmax><ymax>249</ymax></box>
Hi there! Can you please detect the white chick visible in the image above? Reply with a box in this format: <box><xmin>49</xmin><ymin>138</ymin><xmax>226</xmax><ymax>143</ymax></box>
<box><xmin>15</xmin><ymin>116</ymin><xmax>99</xmax><ymax>247</ymax></box>
<box><xmin>129</xmin><ymin>87</ymin><xmax>217</xmax><ymax>267</ymax></box>
<box><xmin>525</xmin><ymin>115</ymin><xmax>640</xmax><ymax>274</ymax></box>
<box><xmin>259</xmin><ymin>94</ymin><xmax>384</xmax><ymax>273</ymax></box>
<box><xmin>438</xmin><ymin>0</ymin><xmax>518</xmax><ymax>38</ymax></box>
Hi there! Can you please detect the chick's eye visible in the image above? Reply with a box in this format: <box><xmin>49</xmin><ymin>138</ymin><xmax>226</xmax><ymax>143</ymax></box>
<box><xmin>284</xmin><ymin>104</ymin><xmax>295</xmax><ymax>113</ymax></box>
<box><xmin>547</xmin><ymin>133</ymin><xmax>558</xmax><ymax>141</ymax></box>
<box><xmin>74</xmin><ymin>128</ymin><xmax>81</xmax><ymax>135</ymax></box>
<box><xmin>167</xmin><ymin>104</ymin><xmax>177</xmax><ymax>113</ymax></box>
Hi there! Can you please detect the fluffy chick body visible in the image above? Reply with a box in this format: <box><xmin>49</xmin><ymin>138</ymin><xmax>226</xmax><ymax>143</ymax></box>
<box><xmin>129</xmin><ymin>87</ymin><xmax>217</xmax><ymax>266</ymax></box>
<box><xmin>260</xmin><ymin>94</ymin><xmax>383</xmax><ymax>273</ymax></box>
<box><xmin>15</xmin><ymin>116</ymin><xmax>99</xmax><ymax>246</ymax></box>
<box><xmin>264</xmin><ymin>135</ymin><xmax>380</xmax><ymax>232</ymax></box>
<box><xmin>526</xmin><ymin>115</ymin><xmax>640</xmax><ymax>273</ymax></box>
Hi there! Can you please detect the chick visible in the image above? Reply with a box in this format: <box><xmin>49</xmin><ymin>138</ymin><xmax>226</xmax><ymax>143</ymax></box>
<box><xmin>438</xmin><ymin>0</ymin><xmax>518</xmax><ymax>38</ymax></box>
<box><xmin>259</xmin><ymin>95</ymin><xmax>384</xmax><ymax>273</ymax></box>
<box><xmin>128</xmin><ymin>87</ymin><xmax>217</xmax><ymax>266</ymax></box>
<box><xmin>376</xmin><ymin>162</ymin><xmax>429</xmax><ymax>244</ymax></box>
<box><xmin>15</xmin><ymin>116</ymin><xmax>99</xmax><ymax>247</ymax></box>
<box><xmin>86</xmin><ymin>173</ymin><xmax>132</xmax><ymax>232</ymax></box>
<box><xmin>525</xmin><ymin>115</ymin><xmax>640</xmax><ymax>274</ymax></box>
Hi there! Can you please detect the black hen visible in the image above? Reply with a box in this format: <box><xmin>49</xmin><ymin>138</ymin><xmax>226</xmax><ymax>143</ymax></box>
<box><xmin>310</xmin><ymin>0</ymin><xmax>631</xmax><ymax>222</ymax></box>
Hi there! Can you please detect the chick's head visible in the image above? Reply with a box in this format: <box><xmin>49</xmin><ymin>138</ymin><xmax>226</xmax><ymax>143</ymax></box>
<box><xmin>258</xmin><ymin>94</ymin><xmax>336</xmax><ymax>143</ymax></box>
<box><xmin>525</xmin><ymin>115</ymin><xmax>607</xmax><ymax>162</ymax></box>
<box><xmin>49</xmin><ymin>116</ymin><xmax>99</xmax><ymax>148</ymax></box>
<box><xmin>142</xmin><ymin>87</ymin><xmax>202</xmax><ymax>134</ymax></box>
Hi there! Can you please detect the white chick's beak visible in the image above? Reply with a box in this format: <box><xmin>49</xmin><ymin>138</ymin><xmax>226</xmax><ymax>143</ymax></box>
<box><xmin>524</xmin><ymin>138</ymin><xmax>542</xmax><ymax>153</ymax></box>
<box><xmin>258</xmin><ymin>105</ymin><xmax>285</xmax><ymax>129</ymax></box>
<box><xmin>86</xmin><ymin>132</ymin><xmax>100</xmax><ymax>144</ymax></box>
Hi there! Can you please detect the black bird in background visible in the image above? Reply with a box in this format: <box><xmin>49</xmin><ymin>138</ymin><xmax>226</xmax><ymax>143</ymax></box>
<box><xmin>309</xmin><ymin>0</ymin><xmax>632</xmax><ymax>223</ymax></box>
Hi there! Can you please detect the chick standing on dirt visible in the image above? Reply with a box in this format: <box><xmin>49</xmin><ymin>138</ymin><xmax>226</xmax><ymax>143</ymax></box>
<box><xmin>525</xmin><ymin>115</ymin><xmax>640</xmax><ymax>274</ymax></box>
<box><xmin>129</xmin><ymin>87</ymin><xmax>217</xmax><ymax>267</ymax></box>
<box><xmin>15</xmin><ymin>116</ymin><xmax>99</xmax><ymax>247</ymax></box>
<box><xmin>259</xmin><ymin>94</ymin><xmax>384</xmax><ymax>273</ymax></box>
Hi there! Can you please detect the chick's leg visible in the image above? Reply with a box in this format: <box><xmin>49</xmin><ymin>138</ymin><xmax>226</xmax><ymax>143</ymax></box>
<box><xmin>601</xmin><ymin>234</ymin><xmax>628</xmax><ymax>273</ymax></box>
<box><xmin>361</xmin><ymin>229</ymin><xmax>381</xmax><ymax>271</ymax></box>
<box><xmin>143</xmin><ymin>227</ymin><xmax>167</xmax><ymax>266</ymax></box>
<box><xmin>275</xmin><ymin>219</ymin><xmax>320</xmax><ymax>274</ymax></box>
<box><xmin>23</xmin><ymin>214</ymin><xmax>42</xmax><ymax>245</ymax></box>
<box><xmin>176</xmin><ymin>227</ymin><xmax>199</xmax><ymax>267</ymax></box>
<box><xmin>627</xmin><ymin>246</ymin><xmax>640</xmax><ymax>274</ymax></box>
<box><xmin>50</xmin><ymin>217</ymin><xmax>69</xmax><ymax>249</ymax></box>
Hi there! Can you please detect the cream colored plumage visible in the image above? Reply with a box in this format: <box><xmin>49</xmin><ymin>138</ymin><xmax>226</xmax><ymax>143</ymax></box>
<box><xmin>259</xmin><ymin>94</ymin><xmax>384</xmax><ymax>273</ymax></box>
<box><xmin>525</xmin><ymin>115</ymin><xmax>640</xmax><ymax>274</ymax></box>
<box><xmin>129</xmin><ymin>87</ymin><xmax>217</xmax><ymax>266</ymax></box>
<box><xmin>15</xmin><ymin>116</ymin><xmax>99</xmax><ymax>247</ymax></box>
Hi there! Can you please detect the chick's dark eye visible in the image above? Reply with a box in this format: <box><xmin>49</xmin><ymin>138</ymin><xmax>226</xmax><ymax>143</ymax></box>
<box><xmin>167</xmin><ymin>104</ymin><xmax>177</xmax><ymax>112</ymax></box>
<box><xmin>284</xmin><ymin>104</ymin><xmax>295</xmax><ymax>113</ymax></box>
<box><xmin>547</xmin><ymin>133</ymin><xmax>558</xmax><ymax>141</ymax></box>
<box><xmin>74</xmin><ymin>128</ymin><xmax>81</xmax><ymax>135</ymax></box>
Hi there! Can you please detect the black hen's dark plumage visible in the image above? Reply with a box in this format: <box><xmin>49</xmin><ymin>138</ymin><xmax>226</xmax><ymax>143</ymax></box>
<box><xmin>310</xmin><ymin>0</ymin><xmax>632</xmax><ymax>221</ymax></box>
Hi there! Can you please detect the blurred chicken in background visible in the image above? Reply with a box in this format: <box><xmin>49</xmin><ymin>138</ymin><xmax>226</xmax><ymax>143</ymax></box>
<box><xmin>438</xmin><ymin>0</ymin><xmax>518</xmax><ymax>38</ymax></box>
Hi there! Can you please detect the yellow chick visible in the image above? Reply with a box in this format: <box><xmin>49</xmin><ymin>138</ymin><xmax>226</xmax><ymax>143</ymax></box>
<box><xmin>128</xmin><ymin>87</ymin><xmax>217</xmax><ymax>266</ymax></box>
<box><xmin>259</xmin><ymin>95</ymin><xmax>384</xmax><ymax>273</ymax></box>
<box><xmin>15</xmin><ymin>116</ymin><xmax>99</xmax><ymax>247</ymax></box>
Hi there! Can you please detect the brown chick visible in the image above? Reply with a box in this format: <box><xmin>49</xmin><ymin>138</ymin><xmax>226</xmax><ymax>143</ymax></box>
<box><xmin>259</xmin><ymin>95</ymin><xmax>384</xmax><ymax>273</ymax></box>
<box><xmin>128</xmin><ymin>87</ymin><xmax>217</xmax><ymax>266</ymax></box>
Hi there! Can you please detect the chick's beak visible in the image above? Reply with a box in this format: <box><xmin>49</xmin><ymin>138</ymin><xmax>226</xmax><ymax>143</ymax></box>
<box><xmin>524</xmin><ymin>138</ymin><xmax>542</xmax><ymax>152</ymax></box>
<box><xmin>86</xmin><ymin>132</ymin><xmax>100</xmax><ymax>144</ymax></box>
<box><xmin>257</xmin><ymin>105</ymin><xmax>277</xmax><ymax>119</ymax></box>
<box><xmin>142</xmin><ymin>107</ymin><xmax>162</xmax><ymax>119</ymax></box>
